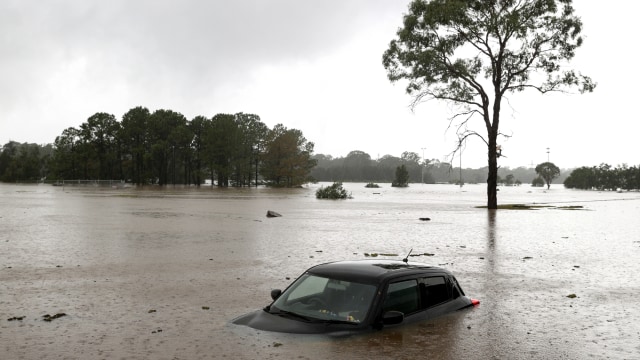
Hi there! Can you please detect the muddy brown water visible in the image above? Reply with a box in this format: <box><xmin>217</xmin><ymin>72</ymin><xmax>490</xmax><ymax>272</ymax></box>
<box><xmin>1</xmin><ymin>183</ymin><xmax>639</xmax><ymax>359</ymax></box>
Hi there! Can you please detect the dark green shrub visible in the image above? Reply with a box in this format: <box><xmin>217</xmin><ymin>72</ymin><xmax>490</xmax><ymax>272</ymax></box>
<box><xmin>316</xmin><ymin>182</ymin><xmax>350</xmax><ymax>199</ymax></box>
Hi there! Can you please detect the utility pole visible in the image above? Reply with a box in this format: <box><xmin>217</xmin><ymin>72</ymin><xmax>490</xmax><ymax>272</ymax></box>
<box><xmin>459</xmin><ymin>147</ymin><xmax>463</xmax><ymax>187</ymax></box>
<box><xmin>546</xmin><ymin>147</ymin><xmax>550</xmax><ymax>162</ymax></box>
<box><xmin>421</xmin><ymin>147</ymin><xmax>426</xmax><ymax>184</ymax></box>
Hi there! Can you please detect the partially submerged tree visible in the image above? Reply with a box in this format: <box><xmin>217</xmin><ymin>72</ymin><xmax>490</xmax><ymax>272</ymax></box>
<box><xmin>316</xmin><ymin>182</ymin><xmax>350</xmax><ymax>199</ymax></box>
<box><xmin>383</xmin><ymin>0</ymin><xmax>595</xmax><ymax>208</ymax></box>
<box><xmin>392</xmin><ymin>164</ymin><xmax>410</xmax><ymax>187</ymax></box>
<box><xmin>535</xmin><ymin>162</ymin><xmax>560</xmax><ymax>189</ymax></box>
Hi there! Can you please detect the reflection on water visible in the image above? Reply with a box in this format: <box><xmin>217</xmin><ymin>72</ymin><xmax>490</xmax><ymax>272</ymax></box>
<box><xmin>1</xmin><ymin>183</ymin><xmax>640</xmax><ymax>359</ymax></box>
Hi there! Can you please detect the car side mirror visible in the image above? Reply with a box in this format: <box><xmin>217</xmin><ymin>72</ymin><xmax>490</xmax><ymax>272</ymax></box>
<box><xmin>382</xmin><ymin>310</ymin><xmax>404</xmax><ymax>325</ymax></box>
<box><xmin>270</xmin><ymin>289</ymin><xmax>282</xmax><ymax>301</ymax></box>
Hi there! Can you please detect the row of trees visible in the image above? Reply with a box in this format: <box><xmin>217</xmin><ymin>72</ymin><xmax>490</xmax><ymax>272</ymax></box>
<box><xmin>1</xmin><ymin>107</ymin><xmax>316</xmax><ymax>187</ymax></box>
<box><xmin>310</xmin><ymin>150</ymin><xmax>567</xmax><ymax>185</ymax></box>
<box><xmin>564</xmin><ymin>163</ymin><xmax>640</xmax><ymax>191</ymax></box>
<box><xmin>0</xmin><ymin>142</ymin><xmax>53</xmax><ymax>182</ymax></box>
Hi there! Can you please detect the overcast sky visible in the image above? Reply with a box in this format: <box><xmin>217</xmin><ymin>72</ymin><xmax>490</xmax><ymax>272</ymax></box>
<box><xmin>1</xmin><ymin>0</ymin><xmax>637</xmax><ymax>169</ymax></box>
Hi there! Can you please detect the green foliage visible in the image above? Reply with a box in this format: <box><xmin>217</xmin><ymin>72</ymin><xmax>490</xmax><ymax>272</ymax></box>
<box><xmin>564</xmin><ymin>163</ymin><xmax>640</xmax><ymax>191</ymax></box>
<box><xmin>535</xmin><ymin>162</ymin><xmax>561</xmax><ymax>189</ymax></box>
<box><xmin>311</xmin><ymin>152</ymin><xmax>564</xmax><ymax>185</ymax></box>
<box><xmin>392</xmin><ymin>164</ymin><xmax>409</xmax><ymax>187</ymax></box>
<box><xmin>261</xmin><ymin>124</ymin><xmax>317</xmax><ymax>187</ymax></box>
<box><xmin>0</xmin><ymin>141</ymin><xmax>52</xmax><ymax>182</ymax></box>
<box><xmin>35</xmin><ymin>107</ymin><xmax>311</xmax><ymax>187</ymax></box>
<box><xmin>383</xmin><ymin>0</ymin><xmax>594</xmax><ymax>208</ymax></box>
<box><xmin>532</xmin><ymin>176</ymin><xmax>545</xmax><ymax>187</ymax></box>
<box><xmin>316</xmin><ymin>182</ymin><xmax>350</xmax><ymax>199</ymax></box>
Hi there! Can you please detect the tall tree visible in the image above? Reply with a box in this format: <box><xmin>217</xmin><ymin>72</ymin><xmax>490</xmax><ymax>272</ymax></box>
<box><xmin>535</xmin><ymin>162</ymin><xmax>560</xmax><ymax>189</ymax></box>
<box><xmin>235</xmin><ymin>113</ymin><xmax>268</xmax><ymax>187</ymax></box>
<box><xmin>189</xmin><ymin>115</ymin><xmax>210</xmax><ymax>186</ymax></box>
<box><xmin>51</xmin><ymin>127</ymin><xmax>82</xmax><ymax>179</ymax></box>
<box><xmin>121</xmin><ymin>106</ymin><xmax>151</xmax><ymax>185</ymax></box>
<box><xmin>383</xmin><ymin>0</ymin><xmax>595</xmax><ymax>208</ymax></box>
<box><xmin>261</xmin><ymin>124</ymin><xmax>316</xmax><ymax>187</ymax></box>
<box><xmin>148</xmin><ymin>109</ymin><xmax>188</xmax><ymax>185</ymax></box>
<box><xmin>392</xmin><ymin>164</ymin><xmax>410</xmax><ymax>187</ymax></box>
<box><xmin>207</xmin><ymin>114</ymin><xmax>239</xmax><ymax>187</ymax></box>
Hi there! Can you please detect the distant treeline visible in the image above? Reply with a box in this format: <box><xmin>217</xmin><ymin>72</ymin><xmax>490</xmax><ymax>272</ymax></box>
<box><xmin>0</xmin><ymin>107</ymin><xmax>316</xmax><ymax>187</ymax></box>
<box><xmin>310</xmin><ymin>150</ymin><xmax>568</xmax><ymax>185</ymax></box>
<box><xmin>564</xmin><ymin>163</ymin><xmax>640</xmax><ymax>190</ymax></box>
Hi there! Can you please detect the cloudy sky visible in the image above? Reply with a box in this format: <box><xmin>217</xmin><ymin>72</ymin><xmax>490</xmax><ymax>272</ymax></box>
<box><xmin>1</xmin><ymin>0</ymin><xmax>637</xmax><ymax>169</ymax></box>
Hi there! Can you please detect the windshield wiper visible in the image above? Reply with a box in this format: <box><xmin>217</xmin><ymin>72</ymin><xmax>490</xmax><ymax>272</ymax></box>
<box><xmin>269</xmin><ymin>309</ymin><xmax>314</xmax><ymax>322</ymax></box>
<box><xmin>315</xmin><ymin>319</ymin><xmax>359</xmax><ymax>326</ymax></box>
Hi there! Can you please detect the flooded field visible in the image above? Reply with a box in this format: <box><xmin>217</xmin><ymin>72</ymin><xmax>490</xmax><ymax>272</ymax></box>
<box><xmin>1</xmin><ymin>182</ymin><xmax>639</xmax><ymax>359</ymax></box>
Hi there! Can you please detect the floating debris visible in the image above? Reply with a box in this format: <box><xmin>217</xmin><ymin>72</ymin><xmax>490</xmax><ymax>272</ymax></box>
<box><xmin>522</xmin><ymin>256</ymin><xmax>533</xmax><ymax>260</ymax></box>
<box><xmin>148</xmin><ymin>309</ymin><xmax>157</xmax><ymax>313</ymax></box>
<box><xmin>419</xmin><ymin>217</ymin><xmax>431</xmax><ymax>221</ymax></box>
<box><xmin>566</xmin><ymin>294</ymin><xmax>577</xmax><ymax>299</ymax></box>
<box><xmin>409</xmin><ymin>253</ymin><xmax>435</xmax><ymax>257</ymax></box>
<box><xmin>7</xmin><ymin>316</ymin><xmax>25</xmax><ymax>321</ymax></box>
<box><xmin>43</xmin><ymin>313</ymin><xmax>66</xmax><ymax>322</ymax></box>
<box><xmin>202</xmin><ymin>306</ymin><xmax>210</xmax><ymax>310</ymax></box>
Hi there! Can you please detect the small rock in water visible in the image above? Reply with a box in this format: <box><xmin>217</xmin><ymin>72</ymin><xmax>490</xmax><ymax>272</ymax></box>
<box><xmin>266</xmin><ymin>210</ymin><xmax>282</xmax><ymax>218</ymax></box>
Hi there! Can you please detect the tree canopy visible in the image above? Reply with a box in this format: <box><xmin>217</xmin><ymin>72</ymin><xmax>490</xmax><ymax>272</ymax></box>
<box><xmin>535</xmin><ymin>161</ymin><xmax>560</xmax><ymax>189</ymax></box>
<box><xmin>392</xmin><ymin>164</ymin><xmax>410</xmax><ymax>187</ymax></box>
<box><xmin>564</xmin><ymin>164</ymin><xmax>640</xmax><ymax>191</ymax></box>
<box><xmin>383</xmin><ymin>0</ymin><xmax>595</xmax><ymax>208</ymax></box>
<box><xmin>38</xmin><ymin>107</ymin><xmax>315</xmax><ymax>187</ymax></box>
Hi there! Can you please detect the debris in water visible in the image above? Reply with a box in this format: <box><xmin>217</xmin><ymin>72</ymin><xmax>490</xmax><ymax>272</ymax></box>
<box><xmin>43</xmin><ymin>313</ymin><xmax>66</xmax><ymax>322</ymax></box>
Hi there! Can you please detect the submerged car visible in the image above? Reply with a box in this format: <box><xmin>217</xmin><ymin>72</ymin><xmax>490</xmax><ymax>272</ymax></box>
<box><xmin>232</xmin><ymin>259</ymin><xmax>479</xmax><ymax>335</ymax></box>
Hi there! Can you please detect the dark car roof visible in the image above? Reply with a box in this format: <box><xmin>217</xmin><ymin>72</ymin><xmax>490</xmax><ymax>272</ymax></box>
<box><xmin>306</xmin><ymin>259</ymin><xmax>452</xmax><ymax>284</ymax></box>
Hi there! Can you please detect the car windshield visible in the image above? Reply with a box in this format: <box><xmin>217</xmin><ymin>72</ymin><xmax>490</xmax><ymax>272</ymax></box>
<box><xmin>269</xmin><ymin>273</ymin><xmax>376</xmax><ymax>324</ymax></box>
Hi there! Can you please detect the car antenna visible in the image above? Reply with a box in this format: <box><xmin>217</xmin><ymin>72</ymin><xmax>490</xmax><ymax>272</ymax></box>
<box><xmin>402</xmin><ymin>248</ymin><xmax>413</xmax><ymax>263</ymax></box>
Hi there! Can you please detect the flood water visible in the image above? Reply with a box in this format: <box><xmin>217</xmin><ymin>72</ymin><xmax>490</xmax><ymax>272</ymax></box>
<box><xmin>1</xmin><ymin>182</ymin><xmax>639</xmax><ymax>359</ymax></box>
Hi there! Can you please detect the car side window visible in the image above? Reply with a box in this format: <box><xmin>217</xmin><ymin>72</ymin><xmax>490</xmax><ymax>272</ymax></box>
<box><xmin>382</xmin><ymin>279</ymin><xmax>419</xmax><ymax>315</ymax></box>
<box><xmin>419</xmin><ymin>276</ymin><xmax>449</xmax><ymax>308</ymax></box>
<box><xmin>450</xmin><ymin>276</ymin><xmax>466</xmax><ymax>297</ymax></box>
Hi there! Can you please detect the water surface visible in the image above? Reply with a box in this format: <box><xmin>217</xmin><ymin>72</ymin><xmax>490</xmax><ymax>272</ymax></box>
<box><xmin>1</xmin><ymin>183</ymin><xmax>639</xmax><ymax>359</ymax></box>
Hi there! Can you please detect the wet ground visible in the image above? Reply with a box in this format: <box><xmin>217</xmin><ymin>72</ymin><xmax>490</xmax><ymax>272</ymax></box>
<box><xmin>1</xmin><ymin>182</ymin><xmax>639</xmax><ymax>359</ymax></box>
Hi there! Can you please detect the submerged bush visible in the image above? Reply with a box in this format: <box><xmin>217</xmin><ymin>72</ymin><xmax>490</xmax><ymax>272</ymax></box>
<box><xmin>365</xmin><ymin>182</ymin><xmax>380</xmax><ymax>188</ymax></box>
<box><xmin>316</xmin><ymin>182</ymin><xmax>351</xmax><ymax>199</ymax></box>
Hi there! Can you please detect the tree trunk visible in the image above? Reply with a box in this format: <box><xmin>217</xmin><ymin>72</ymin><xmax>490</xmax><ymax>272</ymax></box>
<box><xmin>487</xmin><ymin>144</ymin><xmax>498</xmax><ymax>209</ymax></box>
<box><xmin>486</xmin><ymin>119</ymin><xmax>498</xmax><ymax>209</ymax></box>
